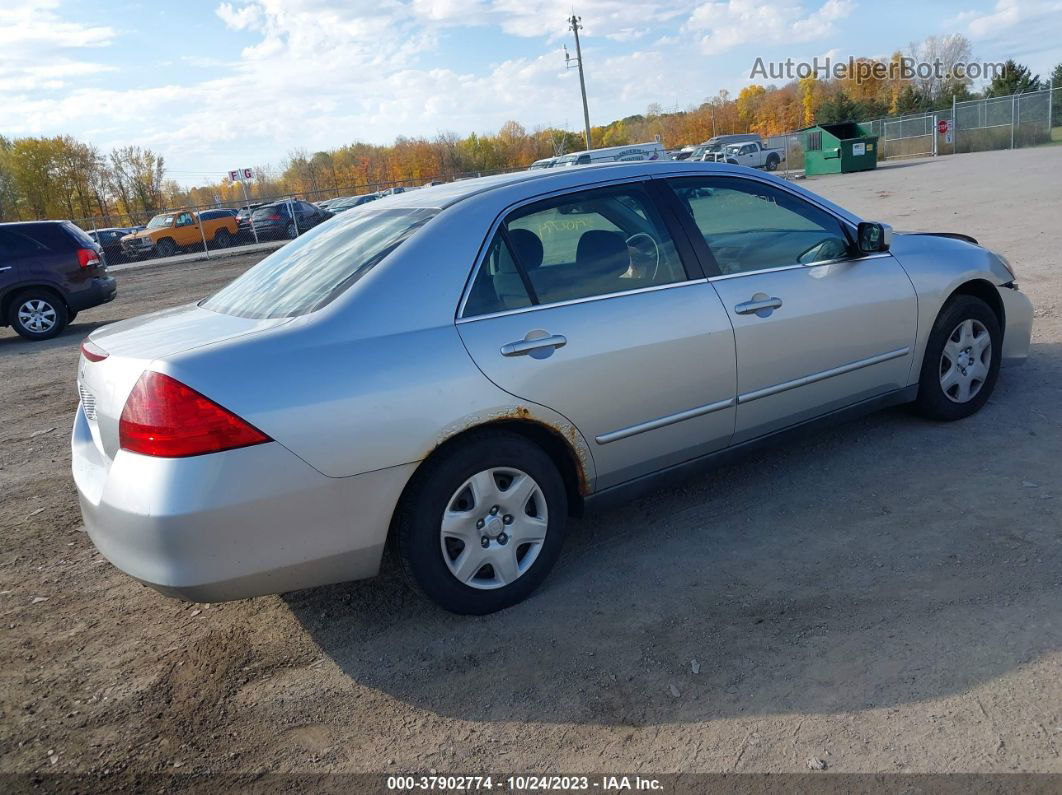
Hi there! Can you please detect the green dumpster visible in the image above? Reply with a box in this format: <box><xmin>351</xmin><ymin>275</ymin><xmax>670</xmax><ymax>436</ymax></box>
<box><xmin>801</xmin><ymin>122</ymin><xmax>879</xmax><ymax>176</ymax></box>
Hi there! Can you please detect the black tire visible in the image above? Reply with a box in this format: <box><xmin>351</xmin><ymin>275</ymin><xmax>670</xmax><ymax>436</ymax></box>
<box><xmin>7</xmin><ymin>289</ymin><xmax>69</xmax><ymax>341</ymax></box>
<box><xmin>214</xmin><ymin>229</ymin><xmax>232</xmax><ymax>248</ymax></box>
<box><xmin>156</xmin><ymin>238</ymin><xmax>177</xmax><ymax>258</ymax></box>
<box><xmin>396</xmin><ymin>430</ymin><xmax>568</xmax><ymax>615</ymax></box>
<box><xmin>285</xmin><ymin>223</ymin><xmax>298</xmax><ymax>239</ymax></box>
<box><xmin>912</xmin><ymin>295</ymin><xmax>1002</xmax><ymax>421</ymax></box>
<box><xmin>765</xmin><ymin>154</ymin><xmax>780</xmax><ymax>171</ymax></box>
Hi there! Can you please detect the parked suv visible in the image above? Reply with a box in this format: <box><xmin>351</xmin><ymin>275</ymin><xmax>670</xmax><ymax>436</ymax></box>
<box><xmin>250</xmin><ymin>200</ymin><xmax>333</xmax><ymax>239</ymax></box>
<box><xmin>0</xmin><ymin>221</ymin><xmax>117</xmax><ymax>341</ymax></box>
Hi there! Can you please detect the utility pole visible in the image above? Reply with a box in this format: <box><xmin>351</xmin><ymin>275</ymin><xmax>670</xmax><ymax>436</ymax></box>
<box><xmin>565</xmin><ymin>13</ymin><xmax>592</xmax><ymax>151</ymax></box>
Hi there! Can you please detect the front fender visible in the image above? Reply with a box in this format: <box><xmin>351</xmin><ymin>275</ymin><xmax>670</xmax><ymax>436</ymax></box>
<box><xmin>888</xmin><ymin>234</ymin><xmax>1018</xmax><ymax>381</ymax></box>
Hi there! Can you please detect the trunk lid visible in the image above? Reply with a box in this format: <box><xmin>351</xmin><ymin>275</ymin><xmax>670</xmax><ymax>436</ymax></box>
<box><xmin>77</xmin><ymin>303</ymin><xmax>290</xmax><ymax>461</ymax></box>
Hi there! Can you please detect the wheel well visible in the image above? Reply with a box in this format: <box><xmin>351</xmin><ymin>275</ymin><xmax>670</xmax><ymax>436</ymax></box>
<box><xmin>1</xmin><ymin>285</ymin><xmax>67</xmax><ymax>323</ymax></box>
<box><xmin>948</xmin><ymin>279</ymin><xmax>1005</xmax><ymax>329</ymax></box>
<box><xmin>400</xmin><ymin>419</ymin><xmax>587</xmax><ymax>521</ymax></box>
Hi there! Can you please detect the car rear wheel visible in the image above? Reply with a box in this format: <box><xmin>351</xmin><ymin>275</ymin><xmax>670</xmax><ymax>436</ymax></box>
<box><xmin>396</xmin><ymin>430</ymin><xmax>568</xmax><ymax>614</ymax></box>
<box><xmin>913</xmin><ymin>295</ymin><xmax>1001</xmax><ymax>421</ymax></box>
<box><xmin>214</xmin><ymin>229</ymin><xmax>232</xmax><ymax>248</ymax></box>
<box><xmin>766</xmin><ymin>154</ymin><xmax>780</xmax><ymax>171</ymax></box>
<box><xmin>285</xmin><ymin>223</ymin><xmax>298</xmax><ymax>239</ymax></box>
<box><xmin>8</xmin><ymin>290</ymin><xmax>69</xmax><ymax>341</ymax></box>
<box><xmin>156</xmin><ymin>238</ymin><xmax>177</xmax><ymax>258</ymax></box>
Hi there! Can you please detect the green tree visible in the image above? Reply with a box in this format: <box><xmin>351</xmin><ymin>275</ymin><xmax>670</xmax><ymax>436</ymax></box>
<box><xmin>816</xmin><ymin>91</ymin><xmax>859</xmax><ymax>124</ymax></box>
<box><xmin>985</xmin><ymin>59</ymin><xmax>1041</xmax><ymax>97</ymax></box>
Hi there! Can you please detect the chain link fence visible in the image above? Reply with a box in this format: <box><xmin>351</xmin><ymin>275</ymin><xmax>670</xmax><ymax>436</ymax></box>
<box><xmin>75</xmin><ymin>168</ymin><xmax>521</xmax><ymax>265</ymax></box>
<box><xmin>764</xmin><ymin>85</ymin><xmax>1059</xmax><ymax>175</ymax></box>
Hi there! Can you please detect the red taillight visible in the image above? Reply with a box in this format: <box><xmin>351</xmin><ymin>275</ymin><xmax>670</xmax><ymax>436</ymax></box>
<box><xmin>80</xmin><ymin>338</ymin><xmax>108</xmax><ymax>362</ymax></box>
<box><xmin>119</xmin><ymin>371</ymin><xmax>270</xmax><ymax>457</ymax></box>
<box><xmin>267</xmin><ymin>214</ymin><xmax>281</xmax><ymax>221</ymax></box>
<box><xmin>76</xmin><ymin>248</ymin><xmax>101</xmax><ymax>269</ymax></box>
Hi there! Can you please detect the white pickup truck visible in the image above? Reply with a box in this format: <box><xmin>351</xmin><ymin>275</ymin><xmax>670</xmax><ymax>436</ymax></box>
<box><xmin>706</xmin><ymin>141</ymin><xmax>785</xmax><ymax>171</ymax></box>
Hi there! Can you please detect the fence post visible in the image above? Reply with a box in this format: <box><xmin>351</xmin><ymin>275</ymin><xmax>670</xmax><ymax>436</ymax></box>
<box><xmin>240</xmin><ymin>180</ymin><xmax>259</xmax><ymax>244</ymax></box>
<box><xmin>1048</xmin><ymin>82</ymin><xmax>1054</xmax><ymax>136</ymax></box>
<box><xmin>932</xmin><ymin>114</ymin><xmax>938</xmax><ymax>157</ymax></box>
<box><xmin>196</xmin><ymin>208</ymin><xmax>211</xmax><ymax>258</ymax></box>
<box><xmin>287</xmin><ymin>198</ymin><xmax>299</xmax><ymax>238</ymax></box>
<box><xmin>952</xmin><ymin>95</ymin><xmax>957</xmax><ymax>154</ymax></box>
<box><xmin>1011</xmin><ymin>93</ymin><xmax>1016</xmax><ymax>149</ymax></box>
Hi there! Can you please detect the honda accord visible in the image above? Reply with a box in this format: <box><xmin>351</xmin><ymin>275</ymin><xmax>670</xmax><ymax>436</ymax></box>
<box><xmin>72</xmin><ymin>162</ymin><xmax>1033</xmax><ymax>614</ymax></box>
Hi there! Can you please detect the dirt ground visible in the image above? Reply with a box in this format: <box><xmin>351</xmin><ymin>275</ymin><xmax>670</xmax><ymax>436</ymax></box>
<box><xmin>1</xmin><ymin>147</ymin><xmax>1060</xmax><ymax>785</ymax></box>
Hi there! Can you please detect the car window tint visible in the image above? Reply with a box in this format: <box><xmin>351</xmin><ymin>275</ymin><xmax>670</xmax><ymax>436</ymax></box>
<box><xmin>463</xmin><ymin>233</ymin><xmax>532</xmax><ymax>317</ymax></box>
<box><xmin>503</xmin><ymin>185</ymin><xmax>686</xmax><ymax>306</ymax></box>
<box><xmin>202</xmin><ymin>208</ymin><xmax>437</xmax><ymax>319</ymax></box>
<box><xmin>0</xmin><ymin>229</ymin><xmax>50</xmax><ymax>257</ymax></box>
<box><xmin>668</xmin><ymin>177</ymin><xmax>851</xmax><ymax>275</ymax></box>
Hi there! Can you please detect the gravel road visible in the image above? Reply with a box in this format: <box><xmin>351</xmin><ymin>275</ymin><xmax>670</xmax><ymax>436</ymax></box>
<box><xmin>1</xmin><ymin>146</ymin><xmax>1060</xmax><ymax>783</ymax></box>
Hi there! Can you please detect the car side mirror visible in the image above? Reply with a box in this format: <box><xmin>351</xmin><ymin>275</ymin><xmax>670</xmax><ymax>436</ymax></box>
<box><xmin>857</xmin><ymin>221</ymin><xmax>892</xmax><ymax>254</ymax></box>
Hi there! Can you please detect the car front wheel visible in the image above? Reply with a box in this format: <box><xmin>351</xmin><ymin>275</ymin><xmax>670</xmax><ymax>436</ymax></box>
<box><xmin>396</xmin><ymin>430</ymin><xmax>568</xmax><ymax>614</ymax></box>
<box><xmin>913</xmin><ymin>295</ymin><xmax>1002</xmax><ymax>421</ymax></box>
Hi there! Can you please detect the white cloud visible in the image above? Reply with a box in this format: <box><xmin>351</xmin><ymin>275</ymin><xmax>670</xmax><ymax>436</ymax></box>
<box><xmin>0</xmin><ymin>0</ymin><xmax>115</xmax><ymax>92</ymax></box>
<box><xmin>685</xmin><ymin>0</ymin><xmax>854</xmax><ymax>55</ymax></box>
<box><xmin>949</xmin><ymin>0</ymin><xmax>1062</xmax><ymax>76</ymax></box>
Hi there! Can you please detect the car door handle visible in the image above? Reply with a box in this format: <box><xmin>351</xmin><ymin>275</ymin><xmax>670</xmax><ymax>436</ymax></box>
<box><xmin>735</xmin><ymin>296</ymin><xmax>783</xmax><ymax>315</ymax></box>
<box><xmin>500</xmin><ymin>334</ymin><xmax>567</xmax><ymax>357</ymax></box>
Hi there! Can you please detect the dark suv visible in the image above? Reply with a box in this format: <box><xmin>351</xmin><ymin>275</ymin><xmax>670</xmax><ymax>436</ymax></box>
<box><xmin>250</xmin><ymin>200</ymin><xmax>333</xmax><ymax>239</ymax></box>
<box><xmin>0</xmin><ymin>221</ymin><xmax>117</xmax><ymax>341</ymax></box>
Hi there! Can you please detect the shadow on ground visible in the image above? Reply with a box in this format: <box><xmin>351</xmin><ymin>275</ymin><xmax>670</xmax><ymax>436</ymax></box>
<box><xmin>284</xmin><ymin>342</ymin><xmax>1061</xmax><ymax>727</ymax></box>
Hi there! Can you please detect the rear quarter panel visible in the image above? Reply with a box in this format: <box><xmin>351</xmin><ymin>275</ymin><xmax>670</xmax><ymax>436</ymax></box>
<box><xmin>159</xmin><ymin>319</ymin><xmax>596</xmax><ymax>486</ymax></box>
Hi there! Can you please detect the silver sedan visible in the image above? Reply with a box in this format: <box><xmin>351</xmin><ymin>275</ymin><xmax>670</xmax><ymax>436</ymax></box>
<box><xmin>72</xmin><ymin>162</ymin><xmax>1033</xmax><ymax>614</ymax></box>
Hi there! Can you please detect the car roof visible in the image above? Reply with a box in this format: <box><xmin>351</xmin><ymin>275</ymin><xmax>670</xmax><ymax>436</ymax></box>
<box><xmin>359</xmin><ymin>160</ymin><xmax>863</xmax><ymax>229</ymax></box>
<box><xmin>370</xmin><ymin>161</ymin><xmax>733</xmax><ymax>209</ymax></box>
<box><xmin>0</xmin><ymin>220</ymin><xmax>69</xmax><ymax>227</ymax></box>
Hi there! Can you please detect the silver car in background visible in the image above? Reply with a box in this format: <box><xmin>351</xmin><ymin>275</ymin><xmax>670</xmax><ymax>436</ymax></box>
<box><xmin>72</xmin><ymin>162</ymin><xmax>1033</xmax><ymax>614</ymax></box>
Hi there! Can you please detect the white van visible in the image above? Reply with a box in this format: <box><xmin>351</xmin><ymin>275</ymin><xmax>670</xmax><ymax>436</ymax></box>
<box><xmin>528</xmin><ymin>158</ymin><xmax>556</xmax><ymax>170</ymax></box>
<box><xmin>553</xmin><ymin>141</ymin><xmax>666</xmax><ymax>167</ymax></box>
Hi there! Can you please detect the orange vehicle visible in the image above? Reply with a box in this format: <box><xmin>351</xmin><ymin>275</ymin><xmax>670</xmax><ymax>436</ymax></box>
<box><xmin>120</xmin><ymin>209</ymin><xmax>239</xmax><ymax>259</ymax></box>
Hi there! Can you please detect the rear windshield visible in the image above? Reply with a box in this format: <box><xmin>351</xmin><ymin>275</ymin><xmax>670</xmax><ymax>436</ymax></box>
<box><xmin>201</xmin><ymin>207</ymin><xmax>438</xmax><ymax>319</ymax></box>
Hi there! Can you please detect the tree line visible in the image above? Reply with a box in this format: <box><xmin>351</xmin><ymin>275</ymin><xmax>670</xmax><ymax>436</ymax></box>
<box><xmin>1</xmin><ymin>36</ymin><xmax>1058</xmax><ymax>225</ymax></box>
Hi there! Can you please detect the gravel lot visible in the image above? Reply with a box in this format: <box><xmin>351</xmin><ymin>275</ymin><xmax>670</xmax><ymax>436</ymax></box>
<box><xmin>1</xmin><ymin>147</ymin><xmax>1060</xmax><ymax>784</ymax></box>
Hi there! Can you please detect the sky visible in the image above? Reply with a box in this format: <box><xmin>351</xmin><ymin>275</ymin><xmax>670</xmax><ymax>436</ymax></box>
<box><xmin>2</xmin><ymin>0</ymin><xmax>1060</xmax><ymax>184</ymax></box>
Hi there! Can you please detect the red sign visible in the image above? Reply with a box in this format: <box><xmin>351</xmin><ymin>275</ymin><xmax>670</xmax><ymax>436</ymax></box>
<box><xmin>937</xmin><ymin>119</ymin><xmax>949</xmax><ymax>134</ymax></box>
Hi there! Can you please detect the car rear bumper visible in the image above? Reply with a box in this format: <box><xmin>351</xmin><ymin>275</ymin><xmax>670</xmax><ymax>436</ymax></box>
<box><xmin>1000</xmin><ymin>285</ymin><xmax>1033</xmax><ymax>366</ymax></box>
<box><xmin>68</xmin><ymin>276</ymin><xmax>117</xmax><ymax>312</ymax></box>
<box><xmin>72</xmin><ymin>405</ymin><xmax>416</xmax><ymax>602</ymax></box>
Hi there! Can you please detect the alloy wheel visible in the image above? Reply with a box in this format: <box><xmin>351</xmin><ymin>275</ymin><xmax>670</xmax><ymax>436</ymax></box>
<box><xmin>439</xmin><ymin>467</ymin><xmax>548</xmax><ymax>590</ymax></box>
<box><xmin>17</xmin><ymin>299</ymin><xmax>57</xmax><ymax>333</ymax></box>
